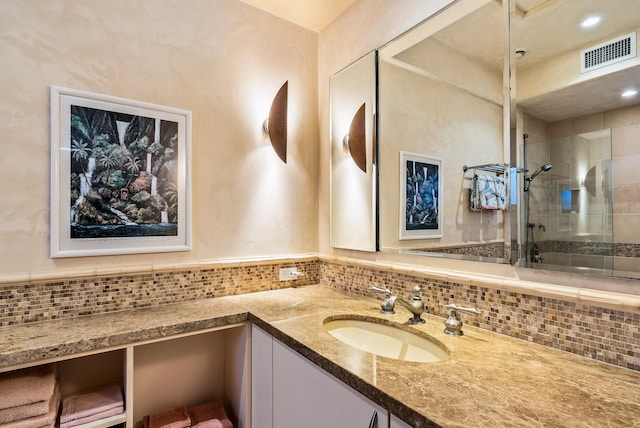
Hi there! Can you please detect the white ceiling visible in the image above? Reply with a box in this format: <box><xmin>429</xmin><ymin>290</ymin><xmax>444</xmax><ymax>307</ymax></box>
<box><xmin>513</xmin><ymin>0</ymin><xmax>640</xmax><ymax>122</ymax></box>
<box><xmin>401</xmin><ymin>0</ymin><xmax>640</xmax><ymax>122</ymax></box>
<box><xmin>242</xmin><ymin>0</ymin><xmax>640</xmax><ymax>123</ymax></box>
<box><xmin>239</xmin><ymin>0</ymin><xmax>358</xmax><ymax>32</ymax></box>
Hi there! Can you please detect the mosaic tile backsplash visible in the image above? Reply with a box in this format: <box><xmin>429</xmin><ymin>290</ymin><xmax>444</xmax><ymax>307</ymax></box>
<box><xmin>0</xmin><ymin>259</ymin><xmax>318</xmax><ymax>327</ymax></box>
<box><xmin>319</xmin><ymin>260</ymin><xmax>640</xmax><ymax>371</ymax></box>
<box><xmin>0</xmin><ymin>257</ymin><xmax>638</xmax><ymax>371</ymax></box>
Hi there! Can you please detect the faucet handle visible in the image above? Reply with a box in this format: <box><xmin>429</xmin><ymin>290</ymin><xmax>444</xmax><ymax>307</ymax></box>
<box><xmin>370</xmin><ymin>287</ymin><xmax>395</xmax><ymax>315</ymax></box>
<box><xmin>444</xmin><ymin>304</ymin><xmax>480</xmax><ymax>336</ymax></box>
<box><xmin>370</xmin><ymin>286</ymin><xmax>392</xmax><ymax>296</ymax></box>
<box><xmin>446</xmin><ymin>303</ymin><xmax>480</xmax><ymax>315</ymax></box>
<box><xmin>411</xmin><ymin>285</ymin><xmax>422</xmax><ymax>299</ymax></box>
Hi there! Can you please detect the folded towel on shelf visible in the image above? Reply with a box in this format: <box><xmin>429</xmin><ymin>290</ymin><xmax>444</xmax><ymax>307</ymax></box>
<box><xmin>190</xmin><ymin>419</ymin><xmax>231</xmax><ymax>428</ymax></box>
<box><xmin>0</xmin><ymin>365</ymin><xmax>57</xmax><ymax>410</ymax></box>
<box><xmin>0</xmin><ymin>382</ymin><xmax>60</xmax><ymax>428</ymax></box>
<box><xmin>470</xmin><ymin>174</ymin><xmax>506</xmax><ymax>211</ymax></box>
<box><xmin>144</xmin><ymin>405</ymin><xmax>191</xmax><ymax>428</ymax></box>
<box><xmin>59</xmin><ymin>405</ymin><xmax>124</xmax><ymax>428</ymax></box>
<box><xmin>0</xmin><ymin>388</ymin><xmax>55</xmax><ymax>424</ymax></box>
<box><xmin>60</xmin><ymin>383</ymin><xmax>124</xmax><ymax>426</ymax></box>
<box><xmin>187</xmin><ymin>401</ymin><xmax>233</xmax><ymax>428</ymax></box>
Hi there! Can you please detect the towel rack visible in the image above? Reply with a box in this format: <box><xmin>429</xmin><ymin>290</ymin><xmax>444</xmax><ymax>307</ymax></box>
<box><xmin>463</xmin><ymin>163</ymin><xmax>526</xmax><ymax>176</ymax></box>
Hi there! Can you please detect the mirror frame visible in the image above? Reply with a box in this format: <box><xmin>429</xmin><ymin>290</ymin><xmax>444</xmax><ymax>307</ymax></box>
<box><xmin>329</xmin><ymin>50</ymin><xmax>379</xmax><ymax>252</ymax></box>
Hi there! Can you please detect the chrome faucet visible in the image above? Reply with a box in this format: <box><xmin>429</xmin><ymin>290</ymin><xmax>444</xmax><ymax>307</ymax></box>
<box><xmin>370</xmin><ymin>285</ymin><xmax>426</xmax><ymax>325</ymax></box>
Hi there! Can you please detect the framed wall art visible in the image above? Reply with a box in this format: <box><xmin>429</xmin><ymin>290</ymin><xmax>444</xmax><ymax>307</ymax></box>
<box><xmin>50</xmin><ymin>86</ymin><xmax>192</xmax><ymax>257</ymax></box>
<box><xmin>399</xmin><ymin>151</ymin><xmax>442</xmax><ymax>240</ymax></box>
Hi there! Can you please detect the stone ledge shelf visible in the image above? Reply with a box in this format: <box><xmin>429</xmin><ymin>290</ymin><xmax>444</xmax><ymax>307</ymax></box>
<box><xmin>321</xmin><ymin>255</ymin><xmax>640</xmax><ymax>312</ymax></box>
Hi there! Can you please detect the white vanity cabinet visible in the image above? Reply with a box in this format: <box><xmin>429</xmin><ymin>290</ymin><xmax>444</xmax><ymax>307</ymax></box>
<box><xmin>252</xmin><ymin>325</ymin><xmax>388</xmax><ymax>428</ymax></box>
<box><xmin>251</xmin><ymin>324</ymin><xmax>274</xmax><ymax>428</ymax></box>
<box><xmin>391</xmin><ymin>414</ymin><xmax>413</xmax><ymax>428</ymax></box>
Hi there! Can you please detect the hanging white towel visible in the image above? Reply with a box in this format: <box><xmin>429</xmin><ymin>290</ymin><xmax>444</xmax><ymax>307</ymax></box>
<box><xmin>471</xmin><ymin>174</ymin><xmax>506</xmax><ymax>210</ymax></box>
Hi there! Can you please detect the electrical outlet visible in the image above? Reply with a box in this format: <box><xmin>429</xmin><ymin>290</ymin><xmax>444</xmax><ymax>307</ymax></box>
<box><xmin>279</xmin><ymin>267</ymin><xmax>302</xmax><ymax>281</ymax></box>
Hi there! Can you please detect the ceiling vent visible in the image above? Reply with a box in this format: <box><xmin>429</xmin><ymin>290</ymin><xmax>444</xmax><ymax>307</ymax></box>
<box><xmin>580</xmin><ymin>32</ymin><xmax>637</xmax><ymax>73</ymax></box>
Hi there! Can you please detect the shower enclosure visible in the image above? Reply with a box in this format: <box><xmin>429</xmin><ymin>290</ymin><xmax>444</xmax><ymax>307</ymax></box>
<box><xmin>520</xmin><ymin>128</ymin><xmax>613</xmax><ymax>274</ymax></box>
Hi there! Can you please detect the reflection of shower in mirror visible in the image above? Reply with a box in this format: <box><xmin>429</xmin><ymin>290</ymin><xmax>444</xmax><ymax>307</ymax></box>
<box><xmin>523</xmin><ymin>164</ymin><xmax>552</xmax><ymax>192</ymax></box>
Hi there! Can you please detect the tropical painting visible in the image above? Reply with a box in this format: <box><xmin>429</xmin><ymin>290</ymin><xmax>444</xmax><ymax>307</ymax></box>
<box><xmin>70</xmin><ymin>106</ymin><xmax>179</xmax><ymax>238</ymax></box>
<box><xmin>399</xmin><ymin>152</ymin><xmax>442</xmax><ymax>240</ymax></box>
<box><xmin>50</xmin><ymin>86</ymin><xmax>191</xmax><ymax>258</ymax></box>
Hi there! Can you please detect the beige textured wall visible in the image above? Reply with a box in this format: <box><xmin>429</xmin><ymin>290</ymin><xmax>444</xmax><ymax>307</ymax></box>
<box><xmin>0</xmin><ymin>0</ymin><xmax>318</xmax><ymax>275</ymax></box>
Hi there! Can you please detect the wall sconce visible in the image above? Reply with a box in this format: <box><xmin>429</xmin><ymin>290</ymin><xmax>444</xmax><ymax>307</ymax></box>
<box><xmin>263</xmin><ymin>81</ymin><xmax>288</xmax><ymax>163</ymax></box>
<box><xmin>342</xmin><ymin>103</ymin><xmax>366</xmax><ymax>172</ymax></box>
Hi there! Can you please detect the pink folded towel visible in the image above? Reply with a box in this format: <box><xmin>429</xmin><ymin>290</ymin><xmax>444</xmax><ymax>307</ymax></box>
<box><xmin>187</xmin><ymin>401</ymin><xmax>233</xmax><ymax>428</ymax></box>
<box><xmin>0</xmin><ymin>365</ymin><xmax>57</xmax><ymax>410</ymax></box>
<box><xmin>60</xmin><ymin>383</ymin><xmax>123</xmax><ymax>425</ymax></box>
<box><xmin>189</xmin><ymin>419</ymin><xmax>232</xmax><ymax>428</ymax></box>
<box><xmin>144</xmin><ymin>406</ymin><xmax>191</xmax><ymax>428</ymax></box>
<box><xmin>0</xmin><ymin>391</ymin><xmax>54</xmax><ymax>424</ymax></box>
<box><xmin>0</xmin><ymin>382</ymin><xmax>60</xmax><ymax>428</ymax></box>
<box><xmin>60</xmin><ymin>405</ymin><xmax>124</xmax><ymax>428</ymax></box>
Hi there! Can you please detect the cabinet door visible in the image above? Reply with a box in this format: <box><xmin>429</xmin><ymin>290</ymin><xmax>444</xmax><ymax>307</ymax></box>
<box><xmin>251</xmin><ymin>325</ymin><xmax>273</xmax><ymax>428</ymax></box>
<box><xmin>391</xmin><ymin>414</ymin><xmax>413</xmax><ymax>428</ymax></box>
<box><xmin>272</xmin><ymin>338</ymin><xmax>387</xmax><ymax>428</ymax></box>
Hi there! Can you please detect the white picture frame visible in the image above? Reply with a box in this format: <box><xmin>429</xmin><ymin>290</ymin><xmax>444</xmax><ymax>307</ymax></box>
<box><xmin>50</xmin><ymin>86</ymin><xmax>192</xmax><ymax>257</ymax></box>
<box><xmin>399</xmin><ymin>151</ymin><xmax>442</xmax><ymax>240</ymax></box>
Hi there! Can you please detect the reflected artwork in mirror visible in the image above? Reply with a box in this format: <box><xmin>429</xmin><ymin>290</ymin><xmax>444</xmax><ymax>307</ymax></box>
<box><xmin>330</xmin><ymin>51</ymin><xmax>377</xmax><ymax>251</ymax></box>
<box><xmin>378</xmin><ymin>0</ymin><xmax>509</xmax><ymax>262</ymax></box>
<box><xmin>511</xmin><ymin>0</ymin><xmax>640</xmax><ymax>279</ymax></box>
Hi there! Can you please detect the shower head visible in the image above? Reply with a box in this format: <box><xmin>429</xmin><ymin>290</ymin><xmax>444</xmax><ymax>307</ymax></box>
<box><xmin>524</xmin><ymin>164</ymin><xmax>552</xmax><ymax>191</ymax></box>
<box><xmin>529</xmin><ymin>163</ymin><xmax>552</xmax><ymax>181</ymax></box>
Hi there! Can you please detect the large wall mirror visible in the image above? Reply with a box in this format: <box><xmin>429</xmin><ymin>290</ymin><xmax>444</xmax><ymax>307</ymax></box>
<box><xmin>511</xmin><ymin>0</ymin><xmax>640</xmax><ymax>280</ymax></box>
<box><xmin>330</xmin><ymin>51</ymin><xmax>377</xmax><ymax>251</ymax></box>
<box><xmin>378</xmin><ymin>0</ymin><xmax>509</xmax><ymax>262</ymax></box>
<box><xmin>330</xmin><ymin>0</ymin><xmax>640</xmax><ymax>287</ymax></box>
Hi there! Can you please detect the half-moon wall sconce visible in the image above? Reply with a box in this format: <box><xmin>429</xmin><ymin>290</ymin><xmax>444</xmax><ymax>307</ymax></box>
<box><xmin>263</xmin><ymin>81</ymin><xmax>288</xmax><ymax>163</ymax></box>
<box><xmin>342</xmin><ymin>103</ymin><xmax>367</xmax><ymax>172</ymax></box>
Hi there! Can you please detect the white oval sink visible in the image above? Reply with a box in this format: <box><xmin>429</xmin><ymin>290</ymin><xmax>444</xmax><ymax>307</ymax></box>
<box><xmin>324</xmin><ymin>317</ymin><xmax>449</xmax><ymax>363</ymax></box>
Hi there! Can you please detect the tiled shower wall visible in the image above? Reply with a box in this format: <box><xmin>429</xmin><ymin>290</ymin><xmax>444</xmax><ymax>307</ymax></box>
<box><xmin>522</xmin><ymin>104</ymin><xmax>640</xmax><ymax>277</ymax></box>
<box><xmin>0</xmin><ymin>258</ymin><xmax>638</xmax><ymax>371</ymax></box>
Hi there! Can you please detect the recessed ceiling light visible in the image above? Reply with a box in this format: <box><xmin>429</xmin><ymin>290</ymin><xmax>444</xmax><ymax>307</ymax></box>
<box><xmin>581</xmin><ymin>16</ymin><xmax>601</xmax><ymax>28</ymax></box>
<box><xmin>621</xmin><ymin>89</ymin><xmax>638</xmax><ymax>98</ymax></box>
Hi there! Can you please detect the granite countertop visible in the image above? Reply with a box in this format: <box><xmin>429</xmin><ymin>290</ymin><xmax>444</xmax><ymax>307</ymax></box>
<box><xmin>1</xmin><ymin>285</ymin><xmax>639</xmax><ymax>427</ymax></box>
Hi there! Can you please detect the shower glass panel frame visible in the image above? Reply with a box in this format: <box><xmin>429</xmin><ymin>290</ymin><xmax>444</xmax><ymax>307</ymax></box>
<box><xmin>520</xmin><ymin>129</ymin><xmax>613</xmax><ymax>275</ymax></box>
